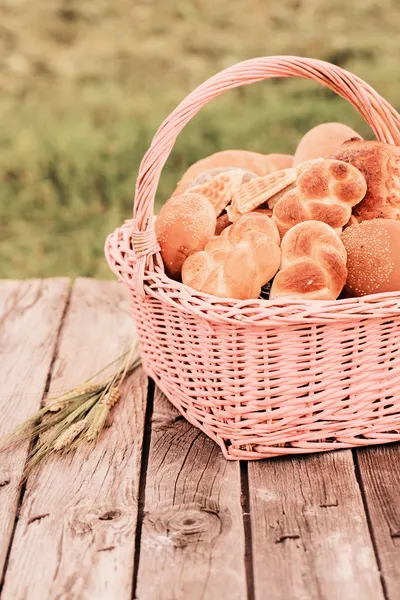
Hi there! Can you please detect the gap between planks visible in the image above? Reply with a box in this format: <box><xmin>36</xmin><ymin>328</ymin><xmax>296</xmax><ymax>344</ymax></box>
<box><xmin>248</xmin><ymin>449</ymin><xmax>386</xmax><ymax>600</ymax></box>
<box><xmin>0</xmin><ymin>278</ymin><xmax>148</xmax><ymax>600</ymax></box>
<box><xmin>354</xmin><ymin>444</ymin><xmax>400</xmax><ymax>600</ymax></box>
<box><xmin>240</xmin><ymin>461</ymin><xmax>255</xmax><ymax>600</ymax></box>
<box><xmin>133</xmin><ymin>386</ymin><xmax>248</xmax><ymax>600</ymax></box>
<box><xmin>132</xmin><ymin>378</ymin><xmax>155</xmax><ymax>600</ymax></box>
<box><xmin>0</xmin><ymin>278</ymin><xmax>73</xmax><ymax>593</ymax></box>
<box><xmin>0</xmin><ymin>278</ymin><xmax>71</xmax><ymax>593</ymax></box>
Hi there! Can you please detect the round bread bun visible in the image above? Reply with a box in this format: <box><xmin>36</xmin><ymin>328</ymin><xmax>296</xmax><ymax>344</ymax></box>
<box><xmin>266</xmin><ymin>153</ymin><xmax>295</xmax><ymax>172</ymax></box>
<box><xmin>341</xmin><ymin>219</ymin><xmax>400</xmax><ymax>296</ymax></box>
<box><xmin>294</xmin><ymin>122</ymin><xmax>362</xmax><ymax>166</ymax></box>
<box><xmin>172</xmin><ymin>150</ymin><xmax>294</xmax><ymax>196</ymax></box>
<box><xmin>331</xmin><ymin>139</ymin><xmax>400</xmax><ymax>221</ymax></box>
<box><xmin>155</xmin><ymin>192</ymin><xmax>216</xmax><ymax>279</ymax></box>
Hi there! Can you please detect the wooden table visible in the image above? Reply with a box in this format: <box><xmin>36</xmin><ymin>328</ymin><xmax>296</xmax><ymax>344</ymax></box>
<box><xmin>0</xmin><ymin>278</ymin><xmax>399</xmax><ymax>600</ymax></box>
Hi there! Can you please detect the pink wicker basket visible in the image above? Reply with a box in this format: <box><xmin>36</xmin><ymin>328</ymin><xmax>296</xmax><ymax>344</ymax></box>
<box><xmin>105</xmin><ymin>56</ymin><xmax>400</xmax><ymax>460</ymax></box>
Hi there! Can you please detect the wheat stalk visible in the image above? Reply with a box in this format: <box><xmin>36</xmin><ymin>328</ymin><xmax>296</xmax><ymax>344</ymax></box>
<box><xmin>53</xmin><ymin>420</ymin><xmax>88</xmax><ymax>451</ymax></box>
<box><xmin>47</xmin><ymin>383</ymin><xmax>100</xmax><ymax>412</ymax></box>
<box><xmin>0</xmin><ymin>339</ymin><xmax>141</xmax><ymax>478</ymax></box>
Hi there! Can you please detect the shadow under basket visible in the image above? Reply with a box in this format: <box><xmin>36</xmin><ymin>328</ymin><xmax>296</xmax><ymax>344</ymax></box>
<box><xmin>105</xmin><ymin>56</ymin><xmax>400</xmax><ymax>460</ymax></box>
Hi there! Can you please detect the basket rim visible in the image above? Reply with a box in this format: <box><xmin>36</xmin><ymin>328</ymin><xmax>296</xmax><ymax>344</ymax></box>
<box><xmin>106</xmin><ymin>221</ymin><xmax>400</xmax><ymax>326</ymax></box>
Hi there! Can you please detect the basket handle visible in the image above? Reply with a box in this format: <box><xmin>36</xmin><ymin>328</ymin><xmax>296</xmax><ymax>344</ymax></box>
<box><xmin>131</xmin><ymin>55</ymin><xmax>400</xmax><ymax>295</ymax></box>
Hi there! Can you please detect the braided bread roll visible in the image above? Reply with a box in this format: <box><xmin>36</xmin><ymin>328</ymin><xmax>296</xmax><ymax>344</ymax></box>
<box><xmin>182</xmin><ymin>213</ymin><xmax>281</xmax><ymax>300</ymax></box>
<box><xmin>272</xmin><ymin>159</ymin><xmax>367</xmax><ymax>238</ymax></box>
<box><xmin>270</xmin><ymin>221</ymin><xmax>347</xmax><ymax>301</ymax></box>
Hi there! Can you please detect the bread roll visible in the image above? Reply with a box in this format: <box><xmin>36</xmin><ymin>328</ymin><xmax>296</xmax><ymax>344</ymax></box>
<box><xmin>182</xmin><ymin>213</ymin><xmax>281</xmax><ymax>299</ymax></box>
<box><xmin>172</xmin><ymin>150</ymin><xmax>293</xmax><ymax>196</ymax></box>
<box><xmin>270</xmin><ymin>221</ymin><xmax>347</xmax><ymax>300</ymax></box>
<box><xmin>215</xmin><ymin>207</ymin><xmax>273</xmax><ymax>235</ymax></box>
<box><xmin>294</xmin><ymin>122</ymin><xmax>362</xmax><ymax>166</ymax></box>
<box><xmin>266</xmin><ymin>154</ymin><xmax>294</xmax><ymax>171</ymax></box>
<box><xmin>341</xmin><ymin>219</ymin><xmax>400</xmax><ymax>296</ymax></box>
<box><xmin>331</xmin><ymin>140</ymin><xmax>400</xmax><ymax>221</ymax></box>
<box><xmin>155</xmin><ymin>193</ymin><xmax>216</xmax><ymax>279</ymax></box>
<box><xmin>222</xmin><ymin>211</ymin><xmax>280</xmax><ymax>246</ymax></box>
<box><xmin>272</xmin><ymin>159</ymin><xmax>366</xmax><ymax>238</ymax></box>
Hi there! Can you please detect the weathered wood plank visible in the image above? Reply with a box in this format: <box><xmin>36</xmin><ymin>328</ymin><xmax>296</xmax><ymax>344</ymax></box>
<box><xmin>1</xmin><ymin>278</ymin><xmax>147</xmax><ymax>600</ymax></box>
<box><xmin>248</xmin><ymin>451</ymin><xmax>384</xmax><ymax>600</ymax></box>
<box><xmin>356</xmin><ymin>444</ymin><xmax>400</xmax><ymax>599</ymax></box>
<box><xmin>0</xmin><ymin>278</ymin><xmax>70</xmax><ymax>582</ymax></box>
<box><xmin>135</xmin><ymin>388</ymin><xmax>247</xmax><ymax>600</ymax></box>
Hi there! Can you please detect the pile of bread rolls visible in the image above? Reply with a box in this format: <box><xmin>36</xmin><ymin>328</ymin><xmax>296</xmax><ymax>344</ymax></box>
<box><xmin>155</xmin><ymin>123</ymin><xmax>400</xmax><ymax>301</ymax></box>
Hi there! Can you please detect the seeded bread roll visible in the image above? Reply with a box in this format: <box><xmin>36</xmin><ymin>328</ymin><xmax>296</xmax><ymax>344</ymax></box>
<box><xmin>172</xmin><ymin>150</ymin><xmax>294</xmax><ymax>196</ymax></box>
<box><xmin>294</xmin><ymin>122</ymin><xmax>362</xmax><ymax>166</ymax></box>
<box><xmin>155</xmin><ymin>193</ymin><xmax>216</xmax><ymax>279</ymax></box>
<box><xmin>270</xmin><ymin>221</ymin><xmax>347</xmax><ymax>301</ymax></box>
<box><xmin>182</xmin><ymin>213</ymin><xmax>281</xmax><ymax>300</ymax></box>
<box><xmin>331</xmin><ymin>139</ymin><xmax>400</xmax><ymax>221</ymax></box>
<box><xmin>341</xmin><ymin>219</ymin><xmax>400</xmax><ymax>296</ymax></box>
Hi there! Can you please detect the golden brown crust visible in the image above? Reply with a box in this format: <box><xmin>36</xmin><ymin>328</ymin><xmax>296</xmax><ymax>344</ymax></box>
<box><xmin>273</xmin><ymin>261</ymin><xmax>328</xmax><ymax>295</ymax></box>
<box><xmin>272</xmin><ymin>159</ymin><xmax>366</xmax><ymax>236</ymax></box>
<box><xmin>182</xmin><ymin>214</ymin><xmax>281</xmax><ymax>299</ymax></box>
<box><xmin>272</xmin><ymin>189</ymin><xmax>306</xmax><ymax>238</ymax></box>
<box><xmin>331</xmin><ymin>140</ymin><xmax>400</xmax><ymax>221</ymax></box>
<box><xmin>155</xmin><ymin>192</ymin><xmax>216</xmax><ymax>279</ymax></box>
<box><xmin>225</xmin><ymin>211</ymin><xmax>280</xmax><ymax>246</ymax></box>
<box><xmin>270</xmin><ymin>221</ymin><xmax>347</xmax><ymax>300</ymax></box>
<box><xmin>299</xmin><ymin>171</ymin><xmax>329</xmax><ymax>199</ymax></box>
<box><xmin>306</xmin><ymin>202</ymin><xmax>348</xmax><ymax>228</ymax></box>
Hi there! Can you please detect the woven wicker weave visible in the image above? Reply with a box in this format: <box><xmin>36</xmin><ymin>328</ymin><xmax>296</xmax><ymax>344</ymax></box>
<box><xmin>105</xmin><ymin>56</ymin><xmax>400</xmax><ymax>460</ymax></box>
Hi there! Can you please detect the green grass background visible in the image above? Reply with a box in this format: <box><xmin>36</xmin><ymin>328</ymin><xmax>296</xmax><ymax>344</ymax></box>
<box><xmin>1</xmin><ymin>0</ymin><xmax>400</xmax><ymax>278</ymax></box>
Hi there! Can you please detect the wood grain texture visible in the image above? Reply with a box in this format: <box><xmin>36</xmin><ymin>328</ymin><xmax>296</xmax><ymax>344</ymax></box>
<box><xmin>135</xmin><ymin>388</ymin><xmax>247</xmax><ymax>600</ymax></box>
<box><xmin>248</xmin><ymin>450</ymin><xmax>384</xmax><ymax>600</ymax></box>
<box><xmin>1</xmin><ymin>279</ymin><xmax>147</xmax><ymax>600</ymax></box>
<box><xmin>356</xmin><ymin>445</ymin><xmax>400</xmax><ymax>599</ymax></box>
<box><xmin>0</xmin><ymin>278</ymin><xmax>70</xmax><ymax>580</ymax></box>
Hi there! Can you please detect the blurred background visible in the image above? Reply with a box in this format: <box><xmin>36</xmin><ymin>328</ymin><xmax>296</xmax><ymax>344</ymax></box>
<box><xmin>1</xmin><ymin>0</ymin><xmax>399</xmax><ymax>279</ymax></box>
